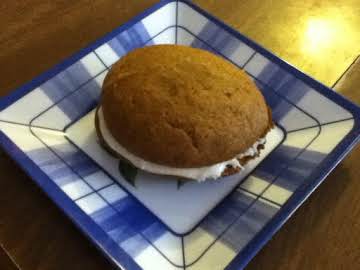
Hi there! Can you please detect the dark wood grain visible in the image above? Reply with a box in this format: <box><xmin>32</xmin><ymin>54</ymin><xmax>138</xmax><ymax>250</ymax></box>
<box><xmin>0</xmin><ymin>0</ymin><xmax>158</xmax><ymax>94</ymax></box>
<box><xmin>0</xmin><ymin>245</ymin><xmax>18</xmax><ymax>270</ymax></box>
<box><xmin>0</xmin><ymin>1</ymin><xmax>359</xmax><ymax>270</ymax></box>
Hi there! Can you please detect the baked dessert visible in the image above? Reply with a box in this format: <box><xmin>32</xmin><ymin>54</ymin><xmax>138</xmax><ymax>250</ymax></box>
<box><xmin>95</xmin><ymin>45</ymin><xmax>273</xmax><ymax>181</ymax></box>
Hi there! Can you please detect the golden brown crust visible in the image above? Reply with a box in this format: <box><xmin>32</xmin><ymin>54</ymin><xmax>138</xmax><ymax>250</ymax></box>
<box><xmin>101</xmin><ymin>44</ymin><xmax>272</xmax><ymax>167</ymax></box>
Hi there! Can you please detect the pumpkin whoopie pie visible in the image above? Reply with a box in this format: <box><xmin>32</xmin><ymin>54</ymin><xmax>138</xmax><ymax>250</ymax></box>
<box><xmin>95</xmin><ymin>45</ymin><xmax>273</xmax><ymax>181</ymax></box>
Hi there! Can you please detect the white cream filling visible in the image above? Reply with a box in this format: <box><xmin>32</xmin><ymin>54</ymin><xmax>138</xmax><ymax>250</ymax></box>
<box><xmin>98</xmin><ymin>107</ymin><xmax>266</xmax><ymax>181</ymax></box>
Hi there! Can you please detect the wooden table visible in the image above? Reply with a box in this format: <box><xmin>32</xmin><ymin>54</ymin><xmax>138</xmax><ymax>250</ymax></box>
<box><xmin>0</xmin><ymin>1</ymin><xmax>359</xmax><ymax>269</ymax></box>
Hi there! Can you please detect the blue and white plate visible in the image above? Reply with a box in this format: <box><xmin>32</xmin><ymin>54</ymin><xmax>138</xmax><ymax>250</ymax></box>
<box><xmin>1</xmin><ymin>1</ymin><xmax>359</xmax><ymax>269</ymax></box>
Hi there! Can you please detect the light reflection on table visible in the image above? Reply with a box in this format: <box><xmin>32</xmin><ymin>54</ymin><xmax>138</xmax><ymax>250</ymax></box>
<box><xmin>194</xmin><ymin>0</ymin><xmax>360</xmax><ymax>87</ymax></box>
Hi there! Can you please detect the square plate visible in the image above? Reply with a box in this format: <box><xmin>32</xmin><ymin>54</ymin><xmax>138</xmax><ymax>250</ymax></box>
<box><xmin>0</xmin><ymin>1</ymin><xmax>359</xmax><ymax>270</ymax></box>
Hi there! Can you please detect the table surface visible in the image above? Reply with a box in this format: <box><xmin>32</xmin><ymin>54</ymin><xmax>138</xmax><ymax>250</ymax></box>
<box><xmin>0</xmin><ymin>1</ymin><xmax>359</xmax><ymax>269</ymax></box>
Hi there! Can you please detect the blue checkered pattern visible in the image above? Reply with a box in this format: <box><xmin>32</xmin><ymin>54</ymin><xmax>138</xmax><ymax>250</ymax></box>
<box><xmin>108</xmin><ymin>22</ymin><xmax>154</xmax><ymax>57</ymax></box>
<box><xmin>0</xmin><ymin>1</ymin><xmax>358</xmax><ymax>270</ymax></box>
<box><xmin>41</xmin><ymin>61</ymin><xmax>93</xmax><ymax>102</ymax></box>
<box><xmin>193</xmin><ymin>21</ymin><xmax>245</xmax><ymax>58</ymax></box>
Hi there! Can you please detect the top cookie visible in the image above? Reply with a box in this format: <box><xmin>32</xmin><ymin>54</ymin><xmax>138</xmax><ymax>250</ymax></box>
<box><xmin>101</xmin><ymin>45</ymin><xmax>272</xmax><ymax>168</ymax></box>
